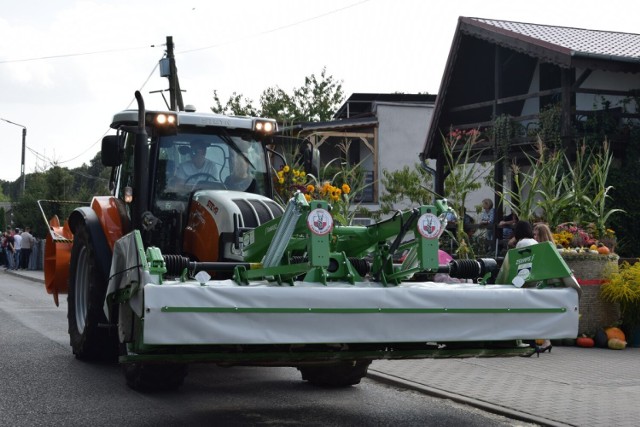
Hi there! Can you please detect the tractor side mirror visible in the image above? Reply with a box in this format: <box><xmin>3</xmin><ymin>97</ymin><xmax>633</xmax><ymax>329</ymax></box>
<box><xmin>102</xmin><ymin>135</ymin><xmax>125</xmax><ymax>166</ymax></box>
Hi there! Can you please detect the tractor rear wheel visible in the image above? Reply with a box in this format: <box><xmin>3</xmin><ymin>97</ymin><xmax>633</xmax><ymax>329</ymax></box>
<box><xmin>67</xmin><ymin>222</ymin><xmax>118</xmax><ymax>361</ymax></box>
<box><xmin>298</xmin><ymin>360</ymin><xmax>371</xmax><ymax>387</ymax></box>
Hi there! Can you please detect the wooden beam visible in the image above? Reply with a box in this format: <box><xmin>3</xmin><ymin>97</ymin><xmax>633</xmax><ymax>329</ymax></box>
<box><xmin>575</xmin><ymin>87</ymin><xmax>639</xmax><ymax>97</ymax></box>
<box><xmin>575</xmin><ymin>110</ymin><xmax>640</xmax><ymax>119</ymax></box>
<box><xmin>572</xmin><ymin>69</ymin><xmax>592</xmax><ymax>90</ymax></box>
<box><xmin>300</xmin><ymin>131</ymin><xmax>375</xmax><ymax>139</ymax></box>
<box><xmin>561</xmin><ymin>68</ymin><xmax>573</xmax><ymax>144</ymax></box>
<box><xmin>449</xmin><ymin>113</ymin><xmax>540</xmax><ymax>131</ymax></box>
<box><xmin>448</xmin><ymin>88</ymin><xmax>563</xmax><ymax>113</ymax></box>
<box><xmin>494</xmin><ymin>45</ymin><xmax>501</xmax><ymax>117</ymax></box>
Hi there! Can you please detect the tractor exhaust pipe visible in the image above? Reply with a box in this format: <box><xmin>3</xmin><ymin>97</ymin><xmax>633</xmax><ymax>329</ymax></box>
<box><xmin>132</xmin><ymin>91</ymin><xmax>150</xmax><ymax>231</ymax></box>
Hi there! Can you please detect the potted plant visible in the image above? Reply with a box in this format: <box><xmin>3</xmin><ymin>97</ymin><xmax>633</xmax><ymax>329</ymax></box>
<box><xmin>600</xmin><ymin>260</ymin><xmax>640</xmax><ymax>347</ymax></box>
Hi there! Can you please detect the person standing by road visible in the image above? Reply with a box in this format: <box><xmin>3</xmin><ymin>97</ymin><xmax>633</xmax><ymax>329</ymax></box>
<box><xmin>0</xmin><ymin>231</ymin><xmax>6</xmax><ymax>267</ymax></box>
<box><xmin>12</xmin><ymin>228</ymin><xmax>22</xmax><ymax>271</ymax></box>
<box><xmin>20</xmin><ymin>227</ymin><xmax>35</xmax><ymax>270</ymax></box>
<box><xmin>3</xmin><ymin>227</ymin><xmax>15</xmax><ymax>270</ymax></box>
<box><xmin>532</xmin><ymin>222</ymin><xmax>556</xmax><ymax>354</ymax></box>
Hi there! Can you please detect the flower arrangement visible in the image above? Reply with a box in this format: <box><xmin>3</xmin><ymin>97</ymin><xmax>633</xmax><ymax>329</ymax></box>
<box><xmin>272</xmin><ymin>164</ymin><xmax>356</xmax><ymax>226</ymax></box>
<box><xmin>552</xmin><ymin>222</ymin><xmax>619</xmax><ymax>260</ymax></box>
<box><xmin>273</xmin><ymin>165</ymin><xmax>307</xmax><ymax>204</ymax></box>
<box><xmin>553</xmin><ymin>223</ymin><xmax>596</xmax><ymax>248</ymax></box>
<box><xmin>304</xmin><ymin>182</ymin><xmax>351</xmax><ymax>203</ymax></box>
<box><xmin>448</xmin><ymin>128</ymin><xmax>481</xmax><ymax>141</ymax></box>
<box><xmin>305</xmin><ymin>175</ymin><xmax>354</xmax><ymax>225</ymax></box>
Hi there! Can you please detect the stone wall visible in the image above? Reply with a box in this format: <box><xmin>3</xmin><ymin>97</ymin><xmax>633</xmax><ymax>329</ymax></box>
<box><xmin>563</xmin><ymin>255</ymin><xmax>620</xmax><ymax>335</ymax></box>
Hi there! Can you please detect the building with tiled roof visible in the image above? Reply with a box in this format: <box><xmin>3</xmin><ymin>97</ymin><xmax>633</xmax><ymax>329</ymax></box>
<box><xmin>421</xmin><ymin>16</ymin><xmax>640</xmax><ymax>228</ymax></box>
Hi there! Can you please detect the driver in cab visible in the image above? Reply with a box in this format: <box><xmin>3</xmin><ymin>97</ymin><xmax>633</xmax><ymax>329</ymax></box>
<box><xmin>174</xmin><ymin>140</ymin><xmax>218</xmax><ymax>187</ymax></box>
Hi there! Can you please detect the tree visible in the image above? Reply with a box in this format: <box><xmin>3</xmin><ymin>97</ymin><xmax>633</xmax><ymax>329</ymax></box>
<box><xmin>380</xmin><ymin>164</ymin><xmax>433</xmax><ymax>215</ymax></box>
<box><xmin>211</xmin><ymin>91</ymin><xmax>259</xmax><ymax>117</ymax></box>
<box><xmin>212</xmin><ymin>67</ymin><xmax>344</xmax><ymax>124</ymax></box>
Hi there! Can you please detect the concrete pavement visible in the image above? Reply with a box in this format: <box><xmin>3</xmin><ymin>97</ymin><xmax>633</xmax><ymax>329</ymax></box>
<box><xmin>5</xmin><ymin>268</ymin><xmax>640</xmax><ymax>426</ymax></box>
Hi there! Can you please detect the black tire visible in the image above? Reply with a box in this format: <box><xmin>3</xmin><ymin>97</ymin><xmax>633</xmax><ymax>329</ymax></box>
<box><xmin>298</xmin><ymin>360</ymin><xmax>371</xmax><ymax>387</ymax></box>
<box><xmin>67</xmin><ymin>222</ymin><xmax>118</xmax><ymax>361</ymax></box>
<box><xmin>123</xmin><ymin>363</ymin><xmax>188</xmax><ymax>392</ymax></box>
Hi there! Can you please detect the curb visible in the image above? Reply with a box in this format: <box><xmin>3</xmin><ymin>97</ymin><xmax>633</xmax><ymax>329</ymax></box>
<box><xmin>367</xmin><ymin>370</ymin><xmax>570</xmax><ymax>427</ymax></box>
<box><xmin>3</xmin><ymin>269</ymin><xmax>45</xmax><ymax>284</ymax></box>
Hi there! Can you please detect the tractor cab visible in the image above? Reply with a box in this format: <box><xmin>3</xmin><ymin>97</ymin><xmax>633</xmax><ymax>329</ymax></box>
<box><xmin>102</xmin><ymin>106</ymin><xmax>280</xmax><ymax>257</ymax></box>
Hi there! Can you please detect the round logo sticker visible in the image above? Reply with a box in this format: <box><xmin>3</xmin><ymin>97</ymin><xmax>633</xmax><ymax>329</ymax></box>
<box><xmin>417</xmin><ymin>213</ymin><xmax>442</xmax><ymax>239</ymax></box>
<box><xmin>307</xmin><ymin>208</ymin><xmax>333</xmax><ymax>236</ymax></box>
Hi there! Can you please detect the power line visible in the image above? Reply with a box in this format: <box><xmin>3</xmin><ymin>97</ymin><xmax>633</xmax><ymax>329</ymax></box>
<box><xmin>26</xmin><ymin>147</ymin><xmax>107</xmax><ymax>182</ymax></box>
<box><xmin>0</xmin><ymin>1</ymin><xmax>371</xmax><ymax>63</ymax></box>
<box><xmin>22</xmin><ymin>59</ymin><xmax>161</xmax><ymax>171</ymax></box>
<box><xmin>0</xmin><ymin>44</ymin><xmax>154</xmax><ymax>65</ymax></box>
<box><xmin>179</xmin><ymin>0</ymin><xmax>371</xmax><ymax>55</ymax></box>
<box><xmin>58</xmin><ymin>60</ymin><xmax>161</xmax><ymax>165</ymax></box>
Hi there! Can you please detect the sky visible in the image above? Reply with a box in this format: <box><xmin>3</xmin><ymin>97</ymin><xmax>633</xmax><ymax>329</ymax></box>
<box><xmin>1</xmin><ymin>0</ymin><xmax>639</xmax><ymax>182</ymax></box>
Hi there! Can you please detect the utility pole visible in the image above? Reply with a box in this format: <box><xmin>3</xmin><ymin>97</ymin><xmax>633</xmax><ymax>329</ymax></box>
<box><xmin>0</xmin><ymin>117</ymin><xmax>27</xmax><ymax>196</ymax></box>
<box><xmin>166</xmin><ymin>36</ymin><xmax>184</xmax><ymax>111</ymax></box>
<box><xmin>20</xmin><ymin>126</ymin><xmax>26</xmax><ymax>195</ymax></box>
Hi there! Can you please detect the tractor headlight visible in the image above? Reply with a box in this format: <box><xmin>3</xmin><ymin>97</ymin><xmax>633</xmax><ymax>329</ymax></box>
<box><xmin>155</xmin><ymin>113</ymin><xmax>176</xmax><ymax>125</ymax></box>
<box><xmin>146</xmin><ymin>112</ymin><xmax>178</xmax><ymax>135</ymax></box>
<box><xmin>254</xmin><ymin>119</ymin><xmax>277</xmax><ymax>134</ymax></box>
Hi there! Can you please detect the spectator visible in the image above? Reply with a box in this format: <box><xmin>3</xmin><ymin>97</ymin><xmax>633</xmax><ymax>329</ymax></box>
<box><xmin>478</xmin><ymin>198</ymin><xmax>495</xmax><ymax>237</ymax></box>
<box><xmin>513</xmin><ymin>221</ymin><xmax>537</xmax><ymax>248</ymax></box>
<box><xmin>475</xmin><ymin>199</ymin><xmax>495</xmax><ymax>251</ymax></box>
<box><xmin>13</xmin><ymin>228</ymin><xmax>22</xmax><ymax>270</ymax></box>
<box><xmin>533</xmin><ymin>222</ymin><xmax>555</xmax><ymax>245</ymax></box>
<box><xmin>499</xmin><ymin>211</ymin><xmax>519</xmax><ymax>243</ymax></box>
<box><xmin>3</xmin><ymin>227</ymin><xmax>15</xmax><ymax>270</ymax></box>
<box><xmin>0</xmin><ymin>231</ymin><xmax>6</xmax><ymax>267</ymax></box>
<box><xmin>532</xmin><ymin>222</ymin><xmax>555</xmax><ymax>354</ymax></box>
<box><xmin>20</xmin><ymin>226</ymin><xmax>35</xmax><ymax>270</ymax></box>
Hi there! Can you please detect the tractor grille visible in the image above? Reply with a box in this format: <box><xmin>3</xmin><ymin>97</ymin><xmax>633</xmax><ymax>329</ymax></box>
<box><xmin>233</xmin><ymin>199</ymin><xmax>284</xmax><ymax>228</ymax></box>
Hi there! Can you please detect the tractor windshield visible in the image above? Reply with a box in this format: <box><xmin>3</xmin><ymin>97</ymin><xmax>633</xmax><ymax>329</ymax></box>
<box><xmin>154</xmin><ymin>131</ymin><xmax>270</xmax><ymax>202</ymax></box>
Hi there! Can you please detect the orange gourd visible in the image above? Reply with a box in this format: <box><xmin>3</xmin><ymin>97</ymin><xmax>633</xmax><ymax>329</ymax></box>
<box><xmin>597</xmin><ymin>245</ymin><xmax>610</xmax><ymax>254</ymax></box>
<box><xmin>576</xmin><ymin>336</ymin><xmax>595</xmax><ymax>347</ymax></box>
<box><xmin>605</xmin><ymin>327</ymin><xmax>626</xmax><ymax>342</ymax></box>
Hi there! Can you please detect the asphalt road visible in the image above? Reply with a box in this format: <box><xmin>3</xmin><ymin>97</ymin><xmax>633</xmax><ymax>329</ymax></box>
<box><xmin>0</xmin><ymin>274</ymin><xmax>533</xmax><ymax>426</ymax></box>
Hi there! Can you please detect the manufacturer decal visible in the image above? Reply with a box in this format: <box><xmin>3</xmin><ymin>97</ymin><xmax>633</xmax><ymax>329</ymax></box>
<box><xmin>307</xmin><ymin>208</ymin><xmax>333</xmax><ymax>236</ymax></box>
<box><xmin>206</xmin><ymin>199</ymin><xmax>219</xmax><ymax>214</ymax></box>
<box><xmin>417</xmin><ymin>213</ymin><xmax>442</xmax><ymax>239</ymax></box>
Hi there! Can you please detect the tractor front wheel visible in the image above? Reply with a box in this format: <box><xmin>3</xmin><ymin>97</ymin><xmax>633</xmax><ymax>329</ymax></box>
<box><xmin>67</xmin><ymin>222</ymin><xmax>118</xmax><ymax>361</ymax></box>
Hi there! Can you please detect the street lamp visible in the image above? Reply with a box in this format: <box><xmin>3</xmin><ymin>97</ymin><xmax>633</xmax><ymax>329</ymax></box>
<box><xmin>0</xmin><ymin>117</ymin><xmax>27</xmax><ymax>195</ymax></box>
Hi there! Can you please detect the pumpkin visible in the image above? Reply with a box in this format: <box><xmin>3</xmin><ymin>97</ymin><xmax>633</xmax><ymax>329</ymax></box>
<box><xmin>576</xmin><ymin>336</ymin><xmax>595</xmax><ymax>347</ymax></box>
<box><xmin>608</xmin><ymin>338</ymin><xmax>627</xmax><ymax>350</ymax></box>
<box><xmin>589</xmin><ymin>244</ymin><xmax>598</xmax><ymax>251</ymax></box>
<box><xmin>605</xmin><ymin>327</ymin><xmax>626</xmax><ymax>342</ymax></box>
<box><xmin>597</xmin><ymin>245</ymin><xmax>610</xmax><ymax>255</ymax></box>
<box><xmin>535</xmin><ymin>339</ymin><xmax>545</xmax><ymax>346</ymax></box>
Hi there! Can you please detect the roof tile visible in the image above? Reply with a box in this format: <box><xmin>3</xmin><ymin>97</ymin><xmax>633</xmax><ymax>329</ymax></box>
<box><xmin>470</xmin><ymin>18</ymin><xmax>640</xmax><ymax>60</ymax></box>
